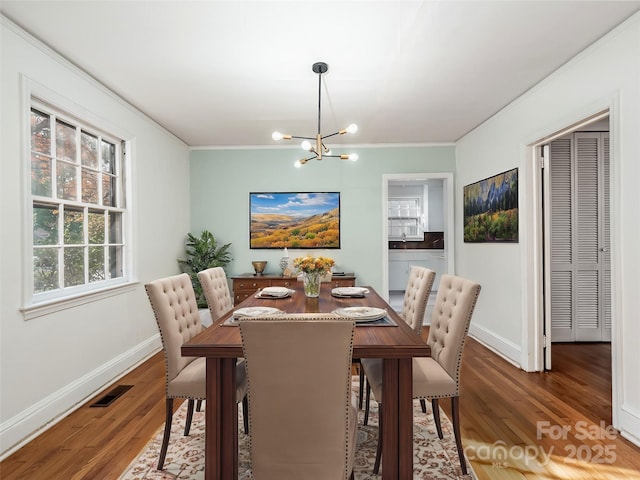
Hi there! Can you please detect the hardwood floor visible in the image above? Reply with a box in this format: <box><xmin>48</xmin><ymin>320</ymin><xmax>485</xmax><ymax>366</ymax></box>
<box><xmin>1</xmin><ymin>339</ymin><xmax>639</xmax><ymax>479</ymax></box>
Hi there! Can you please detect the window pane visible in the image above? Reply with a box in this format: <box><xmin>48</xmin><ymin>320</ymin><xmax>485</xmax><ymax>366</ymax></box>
<box><xmin>81</xmin><ymin>131</ymin><xmax>98</xmax><ymax>169</ymax></box>
<box><xmin>64</xmin><ymin>247</ymin><xmax>84</xmax><ymax>287</ymax></box>
<box><xmin>56</xmin><ymin>121</ymin><xmax>76</xmax><ymax>162</ymax></box>
<box><xmin>31</xmin><ymin>153</ymin><xmax>52</xmax><ymax>197</ymax></box>
<box><xmin>88</xmin><ymin>210</ymin><xmax>105</xmax><ymax>244</ymax></box>
<box><xmin>57</xmin><ymin>161</ymin><xmax>77</xmax><ymax>200</ymax></box>
<box><xmin>82</xmin><ymin>168</ymin><xmax>98</xmax><ymax>203</ymax></box>
<box><xmin>109</xmin><ymin>212</ymin><xmax>122</xmax><ymax>243</ymax></box>
<box><xmin>102</xmin><ymin>173</ymin><xmax>115</xmax><ymax>207</ymax></box>
<box><xmin>33</xmin><ymin>204</ymin><xmax>59</xmax><ymax>246</ymax></box>
<box><xmin>31</xmin><ymin>109</ymin><xmax>51</xmax><ymax>155</ymax></box>
<box><xmin>89</xmin><ymin>246</ymin><xmax>105</xmax><ymax>282</ymax></box>
<box><xmin>101</xmin><ymin>140</ymin><xmax>115</xmax><ymax>174</ymax></box>
<box><xmin>34</xmin><ymin>247</ymin><xmax>59</xmax><ymax>292</ymax></box>
<box><xmin>64</xmin><ymin>208</ymin><xmax>84</xmax><ymax>244</ymax></box>
<box><xmin>109</xmin><ymin>245</ymin><xmax>123</xmax><ymax>279</ymax></box>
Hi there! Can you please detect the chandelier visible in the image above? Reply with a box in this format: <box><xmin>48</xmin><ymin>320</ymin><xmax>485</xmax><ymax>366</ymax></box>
<box><xmin>272</xmin><ymin>62</ymin><xmax>359</xmax><ymax>168</ymax></box>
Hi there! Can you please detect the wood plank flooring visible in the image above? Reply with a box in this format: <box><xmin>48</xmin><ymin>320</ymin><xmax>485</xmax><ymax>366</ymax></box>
<box><xmin>1</xmin><ymin>338</ymin><xmax>639</xmax><ymax>479</ymax></box>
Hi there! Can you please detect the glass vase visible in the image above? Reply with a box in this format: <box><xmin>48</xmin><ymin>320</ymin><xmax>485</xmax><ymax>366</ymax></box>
<box><xmin>303</xmin><ymin>271</ymin><xmax>321</xmax><ymax>297</ymax></box>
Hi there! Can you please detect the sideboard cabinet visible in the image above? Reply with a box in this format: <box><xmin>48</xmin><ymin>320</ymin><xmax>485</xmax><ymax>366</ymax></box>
<box><xmin>231</xmin><ymin>274</ymin><xmax>356</xmax><ymax>305</ymax></box>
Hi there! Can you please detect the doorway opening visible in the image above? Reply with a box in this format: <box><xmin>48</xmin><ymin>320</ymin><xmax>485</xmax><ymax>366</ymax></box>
<box><xmin>537</xmin><ymin>112</ymin><xmax>611</xmax><ymax>371</ymax></box>
<box><xmin>381</xmin><ymin>173</ymin><xmax>454</xmax><ymax>323</ymax></box>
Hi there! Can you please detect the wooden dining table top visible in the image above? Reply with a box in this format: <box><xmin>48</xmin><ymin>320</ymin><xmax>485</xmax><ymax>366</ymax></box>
<box><xmin>182</xmin><ymin>282</ymin><xmax>430</xmax><ymax>360</ymax></box>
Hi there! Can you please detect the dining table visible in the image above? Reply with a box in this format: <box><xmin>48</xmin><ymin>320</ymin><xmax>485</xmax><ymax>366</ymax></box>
<box><xmin>181</xmin><ymin>281</ymin><xmax>430</xmax><ymax>479</ymax></box>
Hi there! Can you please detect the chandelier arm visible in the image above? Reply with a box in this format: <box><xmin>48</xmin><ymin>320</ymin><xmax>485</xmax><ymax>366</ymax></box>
<box><xmin>290</xmin><ymin>135</ymin><xmax>316</xmax><ymax>140</ymax></box>
<box><xmin>321</xmin><ymin>131</ymin><xmax>342</xmax><ymax>140</ymax></box>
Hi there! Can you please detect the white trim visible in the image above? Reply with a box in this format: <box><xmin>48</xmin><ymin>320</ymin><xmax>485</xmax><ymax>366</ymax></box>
<box><xmin>468</xmin><ymin>323</ymin><xmax>522</xmax><ymax>369</ymax></box>
<box><xmin>619</xmin><ymin>404</ymin><xmax>640</xmax><ymax>448</ymax></box>
<box><xmin>21</xmin><ymin>282</ymin><xmax>138</xmax><ymax>320</ymax></box>
<box><xmin>0</xmin><ymin>336</ymin><xmax>162</xmax><ymax>460</ymax></box>
<box><xmin>190</xmin><ymin>142</ymin><xmax>456</xmax><ymax>151</ymax></box>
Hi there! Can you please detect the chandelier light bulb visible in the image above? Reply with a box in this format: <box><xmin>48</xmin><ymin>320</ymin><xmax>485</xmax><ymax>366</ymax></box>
<box><xmin>346</xmin><ymin>123</ymin><xmax>358</xmax><ymax>134</ymax></box>
<box><xmin>301</xmin><ymin>140</ymin><xmax>312</xmax><ymax>151</ymax></box>
<box><xmin>349</xmin><ymin>153</ymin><xmax>359</xmax><ymax>162</ymax></box>
<box><xmin>294</xmin><ymin>160</ymin><xmax>302</xmax><ymax>168</ymax></box>
<box><xmin>272</xmin><ymin>131</ymin><xmax>283</xmax><ymax>141</ymax></box>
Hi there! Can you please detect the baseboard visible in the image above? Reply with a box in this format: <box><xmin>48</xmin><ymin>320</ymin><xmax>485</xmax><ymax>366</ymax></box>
<box><xmin>468</xmin><ymin>323</ymin><xmax>522</xmax><ymax>368</ymax></box>
<box><xmin>619</xmin><ymin>404</ymin><xmax>640</xmax><ymax>448</ymax></box>
<box><xmin>0</xmin><ymin>335</ymin><xmax>161</xmax><ymax>460</ymax></box>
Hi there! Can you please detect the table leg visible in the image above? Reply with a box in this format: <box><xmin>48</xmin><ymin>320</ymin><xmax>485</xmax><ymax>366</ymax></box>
<box><xmin>381</xmin><ymin>357</ymin><xmax>413</xmax><ymax>479</ymax></box>
<box><xmin>205</xmin><ymin>357</ymin><xmax>238</xmax><ymax>480</ymax></box>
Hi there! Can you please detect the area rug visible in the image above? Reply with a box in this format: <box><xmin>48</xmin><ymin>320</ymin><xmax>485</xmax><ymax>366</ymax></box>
<box><xmin>120</xmin><ymin>380</ymin><xmax>475</xmax><ymax>479</ymax></box>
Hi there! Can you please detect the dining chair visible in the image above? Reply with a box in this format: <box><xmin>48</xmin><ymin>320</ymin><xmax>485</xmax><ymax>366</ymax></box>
<box><xmin>239</xmin><ymin>314</ymin><xmax>357</xmax><ymax>480</ymax></box>
<box><xmin>362</xmin><ymin>274</ymin><xmax>481</xmax><ymax>475</ymax></box>
<box><xmin>145</xmin><ymin>273</ymin><xmax>248</xmax><ymax>470</ymax></box>
<box><xmin>198</xmin><ymin>266</ymin><xmax>233</xmax><ymax>322</ymax></box>
<box><xmin>356</xmin><ymin>266</ymin><xmax>435</xmax><ymax>408</ymax></box>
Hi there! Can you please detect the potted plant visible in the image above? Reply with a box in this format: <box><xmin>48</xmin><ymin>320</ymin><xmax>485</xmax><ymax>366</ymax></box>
<box><xmin>178</xmin><ymin>230</ymin><xmax>232</xmax><ymax>308</ymax></box>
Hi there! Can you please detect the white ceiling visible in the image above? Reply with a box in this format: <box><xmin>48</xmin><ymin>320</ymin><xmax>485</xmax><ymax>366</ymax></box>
<box><xmin>2</xmin><ymin>1</ymin><xmax>639</xmax><ymax>147</ymax></box>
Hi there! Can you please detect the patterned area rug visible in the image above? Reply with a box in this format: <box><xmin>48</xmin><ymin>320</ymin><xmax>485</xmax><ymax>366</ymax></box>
<box><xmin>120</xmin><ymin>380</ymin><xmax>475</xmax><ymax>479</ymax></box>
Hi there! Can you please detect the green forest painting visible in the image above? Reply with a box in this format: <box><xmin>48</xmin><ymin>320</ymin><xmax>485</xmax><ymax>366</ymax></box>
<box><xmin>463</xmin><ymin>168</ymin><xmax>518</xmax><ymax>243</ymax></box>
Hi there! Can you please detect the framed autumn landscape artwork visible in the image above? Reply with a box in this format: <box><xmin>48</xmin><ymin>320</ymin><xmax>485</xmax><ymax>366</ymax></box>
<box><xmin>463</xmin><ymin>168</ymin><xmax>518</xmax><ymax>243</ymax></box>
<box><xmin>249</xmin><ymin>192</ymin><xmax>341</xmax><ymax>249</ymax></box>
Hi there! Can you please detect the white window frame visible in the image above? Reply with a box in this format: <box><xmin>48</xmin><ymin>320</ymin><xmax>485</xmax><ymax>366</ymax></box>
<box><xmin>21</xmin><ymin>77</ymin><xmax>136</xmax><ymax>320</ymax></box>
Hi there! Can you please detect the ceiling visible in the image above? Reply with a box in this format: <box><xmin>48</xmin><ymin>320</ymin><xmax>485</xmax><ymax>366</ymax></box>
<box><xmin>2</xmin><ymin>1</ymin><xmax>639</xmax><ymax>148</ymax></box>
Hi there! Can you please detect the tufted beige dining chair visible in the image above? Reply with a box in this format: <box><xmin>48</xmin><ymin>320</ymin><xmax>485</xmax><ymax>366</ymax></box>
<box><xmin>198</xmin><ymin>267</ymin><xmax>233</xmax><ymax>323</ymax></box>
<box><xmin>145</xmin><ymin>273</ymin><xmax>248</xmax><ymax>470</ymax></box>
<box><xmin>239</xmin><ymin>315</ymin><xmax>357</xmax><ymax>480</ymax></box>
<box><xmin>400</xmin><ymin>266</ymin><xmax>436</xmax><ymax>334</ymax></box>
<box><xmin>362</xmin><ymin>274</ymin><xmax>481</xmax><ymax>475</ymax></box>
<box><xmin>357</xmin><ymin>266</ymin><xmax>435</xmax><ymax>408</ymax></box>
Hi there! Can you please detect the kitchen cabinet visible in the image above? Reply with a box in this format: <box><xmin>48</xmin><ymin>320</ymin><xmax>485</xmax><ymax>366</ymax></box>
<box><xmin>388</xmin><ymin>251</ymin><xmax>446</xmax><ymax>291</ymax></box>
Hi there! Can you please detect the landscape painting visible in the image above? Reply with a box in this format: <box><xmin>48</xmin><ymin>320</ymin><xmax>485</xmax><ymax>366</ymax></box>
<box><xmin>463</xmin><ymin>168</ymin><xmax>518</xmax><ymax>243</ymax></box>
<box><xmin>250</xmin><ymin>192</ymin><xmax>340</xmax><ymax>249</ymax></box>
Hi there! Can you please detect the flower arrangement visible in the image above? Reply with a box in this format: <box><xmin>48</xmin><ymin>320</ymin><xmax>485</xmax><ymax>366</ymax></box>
<box><xmin>293</xmin><ymin>256</ymin><xmax>334</xmax><ymax>297</ymax></box>
<box><xmin>292</xmin><ymin>256</ymin><xmax>335</xmax><ymax>274</ymax></box>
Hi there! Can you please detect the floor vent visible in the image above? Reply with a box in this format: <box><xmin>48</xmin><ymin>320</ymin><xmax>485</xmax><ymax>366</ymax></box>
<box><xmin>90</xmin><ymin>385</ymin><xmax>133</xmax><ymax>408</ymax></box>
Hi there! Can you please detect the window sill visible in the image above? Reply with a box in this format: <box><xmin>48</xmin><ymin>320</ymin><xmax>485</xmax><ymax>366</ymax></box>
<box><xmin>21</xmin><ymin>282</ymin><xmax>139</xmax><ymax>321</ymax></box>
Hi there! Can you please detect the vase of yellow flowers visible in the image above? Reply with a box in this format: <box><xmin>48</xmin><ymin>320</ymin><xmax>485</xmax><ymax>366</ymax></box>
<box><xmin>293</xmin><ymin>256</ymin><xmax>335</xmax><ymax>297</ymax></box>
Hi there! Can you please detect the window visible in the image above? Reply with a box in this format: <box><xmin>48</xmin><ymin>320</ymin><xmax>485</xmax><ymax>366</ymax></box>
<box><xmin>29</xmin><ymin>100</ymin><xmax>128</xmax><ymax>305</ymax></box>
<box><xmin>388</xmin><ymin>197</ymin><xmax>423</xmax><ymax>239</ymax></box>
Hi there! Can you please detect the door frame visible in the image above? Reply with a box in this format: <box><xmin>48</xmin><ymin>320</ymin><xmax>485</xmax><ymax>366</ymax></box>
<box><xmin>381</xmin><ymin>173</ymin><xmax>455</xmax><ymax>300</ymax></box>
<box><xmin>526</xmin><ymin>108</ymin><xmax>620</xmax><ymax>427</ymax></box>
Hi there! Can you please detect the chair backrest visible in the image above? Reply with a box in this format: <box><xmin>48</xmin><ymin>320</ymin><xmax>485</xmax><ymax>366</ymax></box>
<box><xmin>145</xmin><ymin>273</ymin><xmax>203</xmax><ymax>388</ymax></box>
<box><xmin>427</xmin><ymin>274</ymin><xmax>481</xmax><ymax>383</ymax></box>
<box><xmin>239</xmin><ymin>314</ymin><xmax>356</xmax><ymax>480</ymax></box>
<box><xmin>198</xmin><ymin>267</ymin><xmax>233</xmax><ymax>322</ymax></box>
<box><xmin>402</xmin><ymin>266</ymin><xmax>436</xmax><ymax>334</ymax></box>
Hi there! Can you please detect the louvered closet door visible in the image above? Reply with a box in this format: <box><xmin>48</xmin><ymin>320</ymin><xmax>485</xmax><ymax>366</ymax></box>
<box><xmin>549</xmin><ymin>132</ymin><xmax>610</xmax><ymax>342</ymax></box>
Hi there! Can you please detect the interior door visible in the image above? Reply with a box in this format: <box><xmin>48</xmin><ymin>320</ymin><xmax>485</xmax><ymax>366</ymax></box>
<box><xmin>548</xmin><ymin>132</ymin><xmax>611</xmax><ymax>342</ymax></box>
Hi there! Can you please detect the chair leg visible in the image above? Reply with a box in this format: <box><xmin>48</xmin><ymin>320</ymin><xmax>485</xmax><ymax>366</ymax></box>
<box><xmin>196</xmin><ymin>399</ymin><xmax>203</xmax><ymax>412</ymax></box>
<box><xmin>242</xmin><ymin>396</ymin><xmax>249</xmax><ymax>434</ymax></box>
<box><xmin>431</xmin><ymin>398</ymin><xmax>444</xmax><ymax>439</ymax></box>
<box><xmin>373</xmin><ymin>401</ymin><xmax>382</xmax><ymax>474</ymax></box>
<box><xmin>451</xmin><ymin>396</ymin><xmax>467</xmax><ymax>475</ymax></box>
<box><xmin>420</xmin><ymin>398</ymin><xmax>427</xmax><ymax>413</ymax></box>
<box><xmin>358</xmin><ymin>364</ymin><xmax>364</xmax><ymax>409</ymax></box>
<box><xmin>157</xmin><ymin>398</ymin><xmax>173</xmax><ymax>470</ymax></box>
<box><xmin>363</xmin><ymin>378</ymin><xmax>371</xmax><ymax>426</ymax></box>
<box><xmin>184</xmin><ymin>399</ymin><xmax>195</xmax><ymax>436</ymax></box>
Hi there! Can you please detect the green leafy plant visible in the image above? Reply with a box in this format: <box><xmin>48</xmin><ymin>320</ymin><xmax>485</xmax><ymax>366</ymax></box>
<box><xmin>178</xmin><ymin>230</ymin><xmax>232</xmax><ymax>308</ymax></box>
